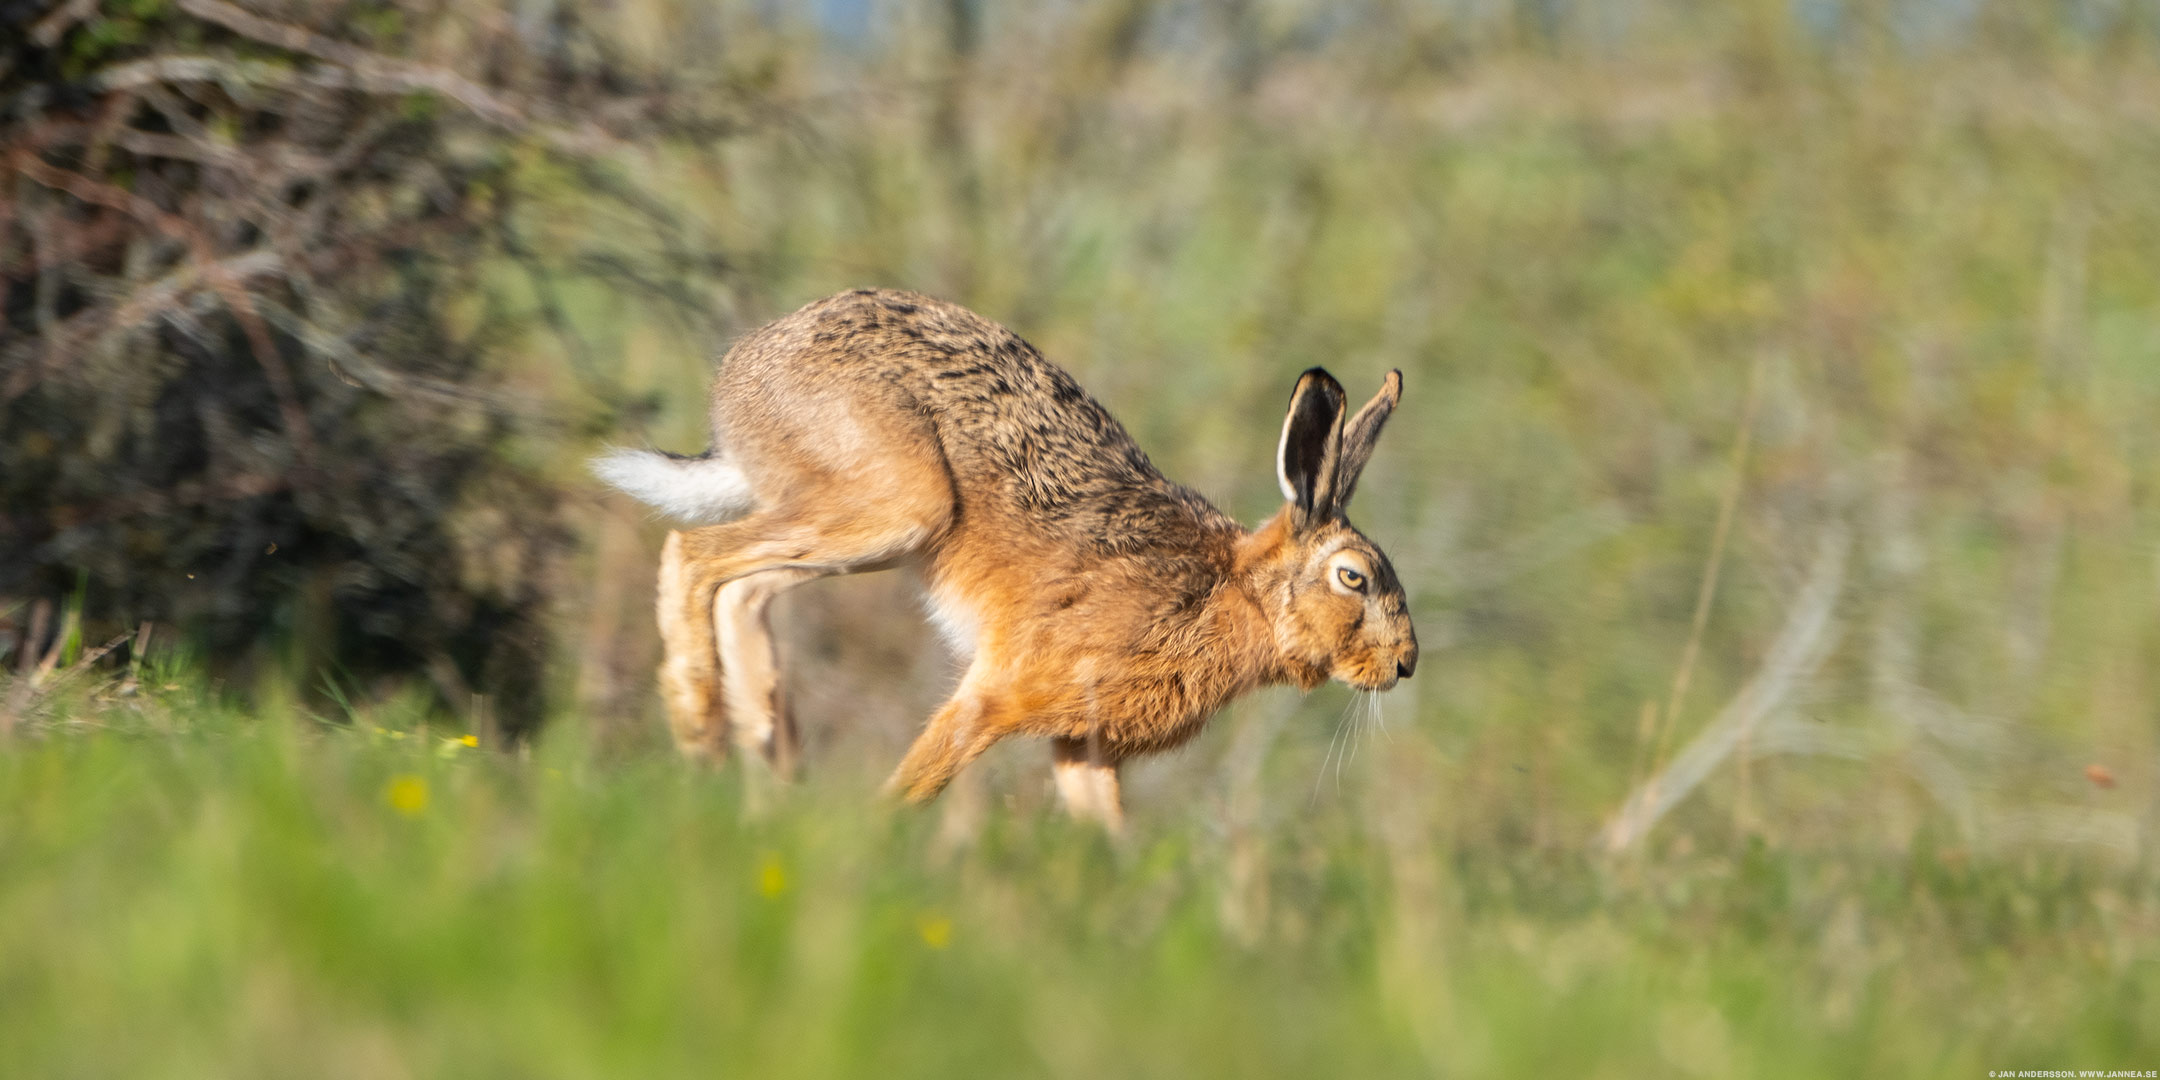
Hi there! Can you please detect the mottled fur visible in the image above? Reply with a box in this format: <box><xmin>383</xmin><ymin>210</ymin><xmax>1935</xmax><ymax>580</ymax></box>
<box><xmin>597</xmin><ymin>289</ymin><xmax>1416</xmax><ymax>827</ymax></box>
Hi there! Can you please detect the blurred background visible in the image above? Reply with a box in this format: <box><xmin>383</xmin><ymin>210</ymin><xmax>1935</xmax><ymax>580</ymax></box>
<box><xmin>2</xmin><ymin>1</ymin><xmax>2158</xmax><ymax>1072</ymax></box>
<box><xmin>9</xmin><ymin>0</ymin><xmax>2155</xmax><ymax>854</ymax></box>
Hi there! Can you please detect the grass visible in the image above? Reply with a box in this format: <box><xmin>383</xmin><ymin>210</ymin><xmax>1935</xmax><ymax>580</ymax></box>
<box><xmin>1</xmin><ymin>680</ymin><xmax>2153</xmax><ymax>1078</ymax></box>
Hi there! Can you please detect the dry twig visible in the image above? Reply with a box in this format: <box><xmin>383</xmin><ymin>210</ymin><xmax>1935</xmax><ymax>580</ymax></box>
<box><xmin>1602</xmin><ymin>525</ymin><xmax>1850</xmax><ymax>853</ymax></box>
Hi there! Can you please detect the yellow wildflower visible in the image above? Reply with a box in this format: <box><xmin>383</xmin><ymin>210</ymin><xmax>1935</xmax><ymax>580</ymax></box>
<box><xmin>385</xmin><ymin>774</ymin><xmax>428</xmax><ymax>816</ymax></box>
<box><xmin>917</xmin><ymin>913</ymin><xmax>953</xmax><ymax>950</ymax></box>
<box><xmin>757</xmin><ymin>853</ymin><xmax>787</xmax><ymax>898</ymax></box>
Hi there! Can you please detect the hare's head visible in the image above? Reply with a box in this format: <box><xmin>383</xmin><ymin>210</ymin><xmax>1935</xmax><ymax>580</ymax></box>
<box><xmin>1254</xmin><ymin>368</ymin><xmax>1418</xmax><ymax>692</ymax></box>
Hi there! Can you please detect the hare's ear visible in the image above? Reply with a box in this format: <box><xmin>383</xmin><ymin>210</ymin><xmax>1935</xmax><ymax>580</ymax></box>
<box><xmin>1331</xmin><ymin>369</ymin><xmax>1402</xmax><ymax>509</ymax></box>
<box><xmin>1277</xmin><ymin>367</ymin><xmax>1347</xmax><ymax>529</ymax></box>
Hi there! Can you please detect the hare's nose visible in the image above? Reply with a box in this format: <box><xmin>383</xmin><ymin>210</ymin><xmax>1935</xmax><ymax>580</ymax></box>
<box><xmin>1396</xmin><ymin>649</ymin><xmax>1417</xmax><ymax>680</ymax></box>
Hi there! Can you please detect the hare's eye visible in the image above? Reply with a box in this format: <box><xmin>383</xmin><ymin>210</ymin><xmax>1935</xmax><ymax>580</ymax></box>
<box><xmin>1335</xmin><ymin>566</ymin><xmax>1367</xmax><ymax>592</ymax></box>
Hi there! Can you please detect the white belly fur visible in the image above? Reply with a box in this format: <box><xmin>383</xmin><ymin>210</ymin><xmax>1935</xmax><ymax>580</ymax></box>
<box><xmin>920</xmin><ymin>576</ymin><xmax>980</xmax><ymax>663</ymax></box>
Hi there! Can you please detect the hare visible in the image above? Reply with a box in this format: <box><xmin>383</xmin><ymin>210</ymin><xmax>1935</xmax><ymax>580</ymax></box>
<box><xmin>594</xmin><ymin>289</ymin><xmax>1416</xmax><ymax>828</ymax></box>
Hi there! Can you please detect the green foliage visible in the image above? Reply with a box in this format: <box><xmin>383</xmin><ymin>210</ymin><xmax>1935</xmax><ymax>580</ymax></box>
<box><xmin>0</xmin><ymin>693</ymin><xmax>2151</xmax><ymax>1077</ymax></box>
<box><xmin>3</xmin><ymin>1</ymin><xmax>739</xmax><ymax>732</ymax></box>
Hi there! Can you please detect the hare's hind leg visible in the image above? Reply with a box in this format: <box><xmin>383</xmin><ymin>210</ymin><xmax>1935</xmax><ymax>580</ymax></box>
<box><xmin>1051</xmin><ymin>737</ymin><xmax>1125</xmax><ymax>833</ymax></box>
<box><xmin>657</xmin><ymin>530</ymin><xmax>727</xmax><ymax>763</ymax></box>
<box><xmin>715</xmin><ymin>567</ymin><xmax>821</xmax><ymax>775</ymax></box>
<box><xmin>661</xmin><ymin>481</ymin><xmax>952</xmax><ymax>770</ymax></box>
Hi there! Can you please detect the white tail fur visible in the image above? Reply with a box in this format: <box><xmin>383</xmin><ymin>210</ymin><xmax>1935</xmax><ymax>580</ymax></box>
<box><xmin>591</xmin><ymin>448</ymin><xmax>756</xmax><ymax>524</ymax></box>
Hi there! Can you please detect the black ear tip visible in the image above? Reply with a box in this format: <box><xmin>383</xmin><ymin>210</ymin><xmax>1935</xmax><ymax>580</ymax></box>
<box><xmin>1291</xmin><ymin>367</ymin><xmax>1345</xmax><ymax>403</ymax></box>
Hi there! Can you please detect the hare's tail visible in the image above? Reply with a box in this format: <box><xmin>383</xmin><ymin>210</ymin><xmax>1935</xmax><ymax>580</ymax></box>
<box><xmin>591</xmin><ymin>447</ymin><xmax>755</xmax><ymax>524</ymax></box>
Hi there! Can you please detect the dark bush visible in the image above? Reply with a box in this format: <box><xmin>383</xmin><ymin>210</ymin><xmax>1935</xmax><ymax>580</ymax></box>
<box><xmin>1</xmin><ymin>0</ymin><xmax>739</xmax><ymax>731</ymax></box>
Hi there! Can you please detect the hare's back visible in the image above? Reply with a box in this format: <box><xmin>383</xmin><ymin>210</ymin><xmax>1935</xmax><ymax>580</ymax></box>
<box><xmin>717</xmin><ymin>290</ymin><xmax>1230</xmax><ymax>555</ymax></box>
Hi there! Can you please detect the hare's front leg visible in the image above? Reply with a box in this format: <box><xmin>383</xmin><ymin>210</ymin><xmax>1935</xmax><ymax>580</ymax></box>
<box><xmin>1050</xmin><ymin>737</ymin><xmax>1124</xmax><ymax>833</ymax></box>
<box><xmin>886</xmin><ymin>691</ymin><xmax>1007</xmax><ymax>803</ymax></box>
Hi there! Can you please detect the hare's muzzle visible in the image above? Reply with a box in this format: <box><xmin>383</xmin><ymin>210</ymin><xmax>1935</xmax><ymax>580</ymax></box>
<box><xmin>1391</xmin><ymin>635</ymin><xmax>1419</xmax><ymax>682</ymax></box>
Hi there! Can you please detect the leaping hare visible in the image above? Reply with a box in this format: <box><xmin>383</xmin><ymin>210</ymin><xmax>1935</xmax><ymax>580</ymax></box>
<box><xmin>595</xmin><ymin>289</ymin><xmax>1416</xmax><ymax>828</ymax></box>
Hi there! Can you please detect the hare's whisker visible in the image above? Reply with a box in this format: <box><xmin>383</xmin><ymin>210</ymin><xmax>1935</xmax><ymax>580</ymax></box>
<box><xmin>1311</xmin><ymin>694</ymin><xmax>1360</xmax><ymax>805</ymax></box>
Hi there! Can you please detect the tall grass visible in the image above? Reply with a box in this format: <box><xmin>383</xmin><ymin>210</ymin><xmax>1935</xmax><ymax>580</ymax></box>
<box><xmin>1</xmin><ymin>681</ymin><xmax>2152</xmax><ymax>1077</ymax></box>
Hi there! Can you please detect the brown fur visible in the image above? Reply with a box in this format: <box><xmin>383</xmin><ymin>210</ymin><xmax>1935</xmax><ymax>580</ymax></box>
<box><xmin>602</xmin><ymin>289</ymin><xmax>1416</xmax><ymax>824</ymax></box>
